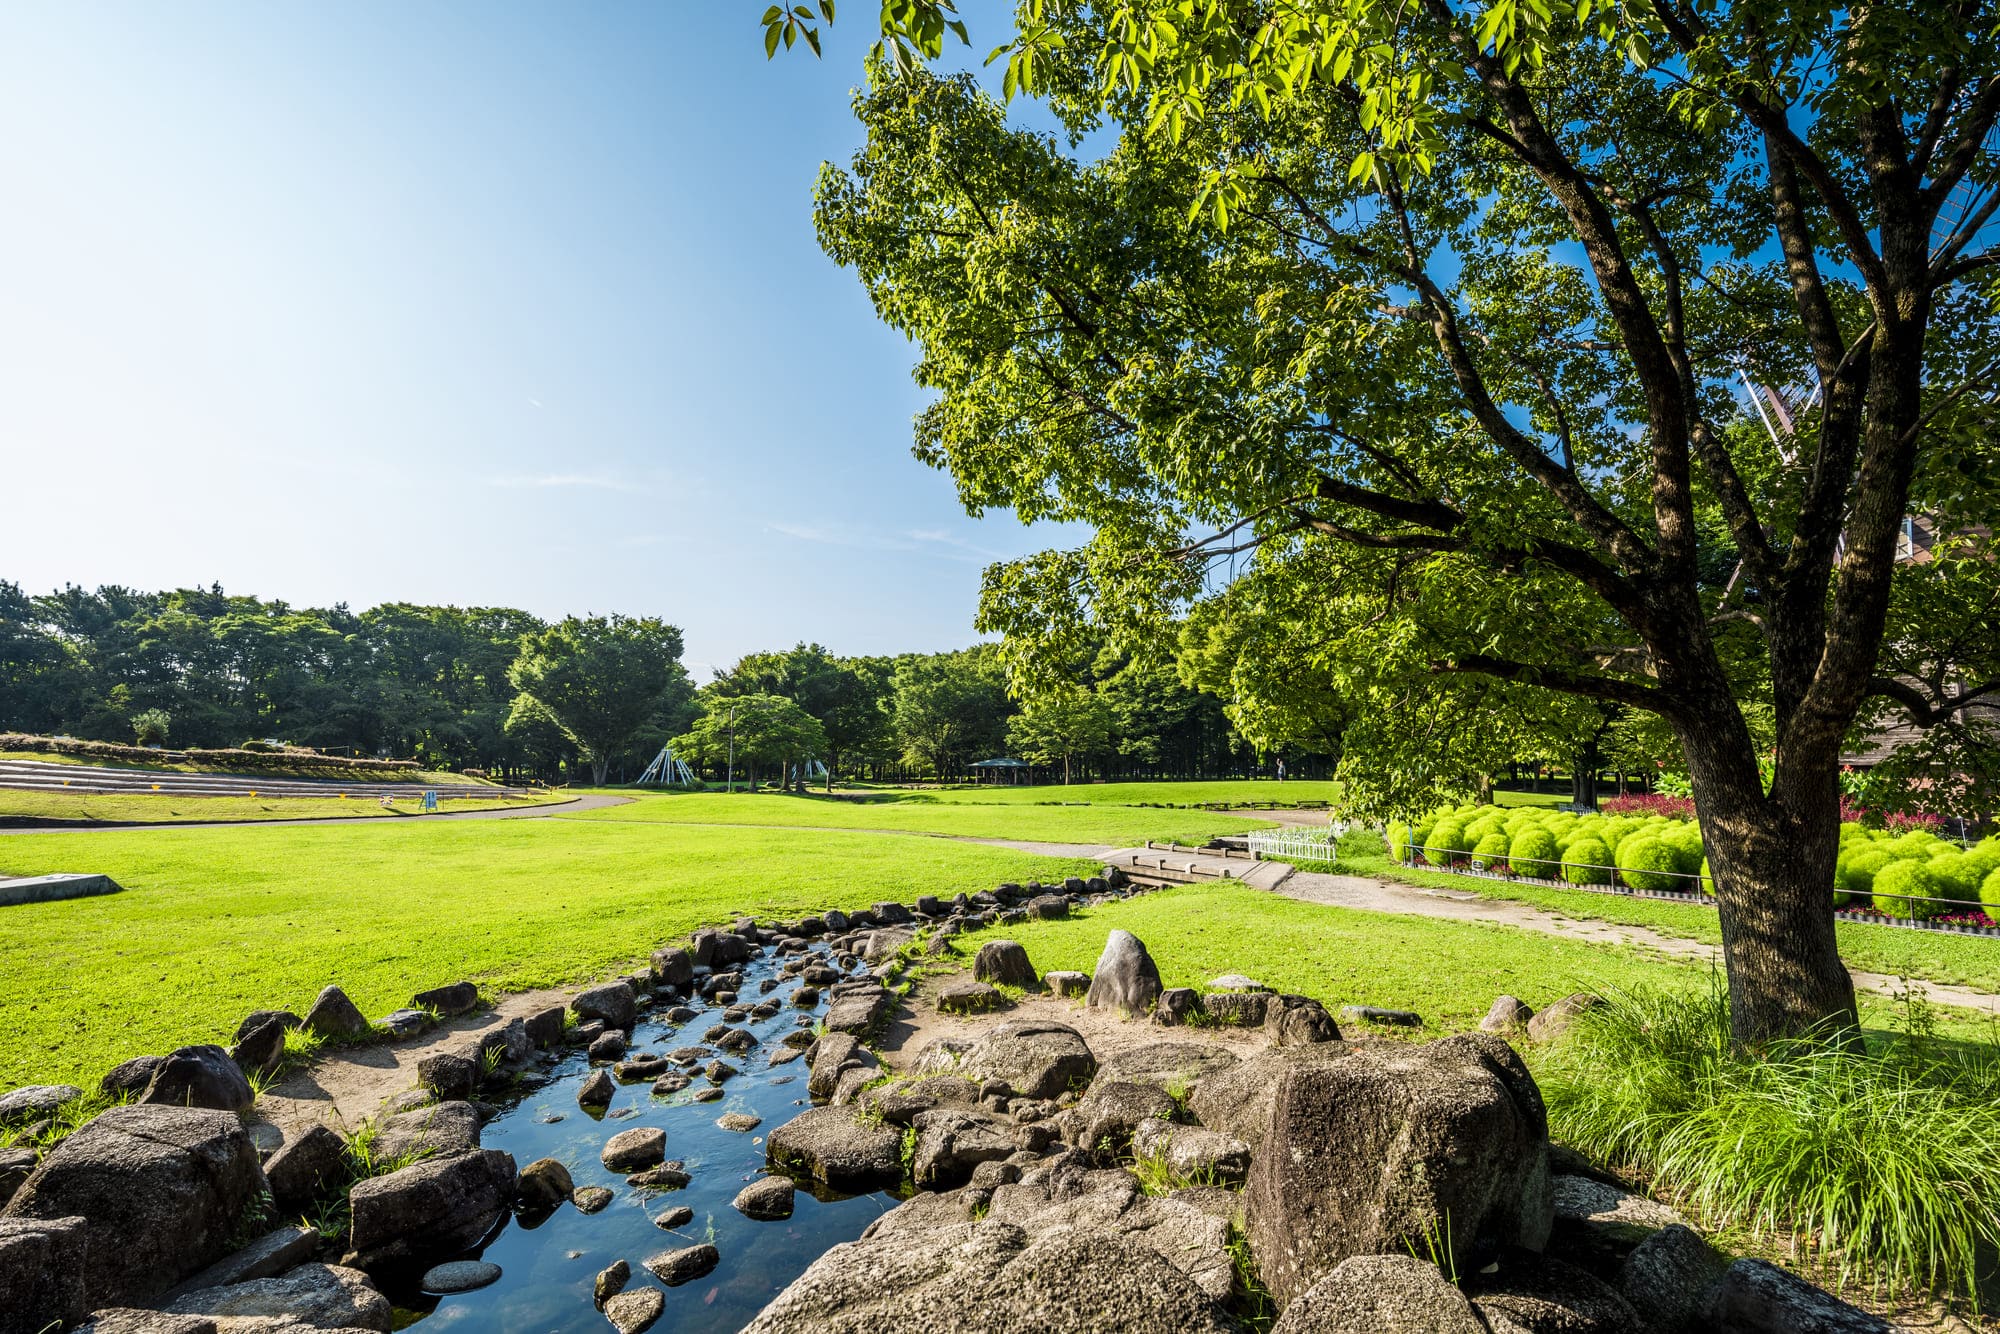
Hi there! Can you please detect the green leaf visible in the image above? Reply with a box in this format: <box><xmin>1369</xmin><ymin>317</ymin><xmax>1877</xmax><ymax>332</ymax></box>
<box><xmin>765</xmin><ymin>21</ymin><xmax>783</xmax><ymax>57</ymax></box>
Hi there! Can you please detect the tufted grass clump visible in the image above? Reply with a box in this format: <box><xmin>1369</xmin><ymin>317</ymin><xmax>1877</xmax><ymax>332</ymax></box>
<box><xmin>1533</xmin><ymin>981</ymin><xmax>2000</xmax><ymax>1301</ymax></box>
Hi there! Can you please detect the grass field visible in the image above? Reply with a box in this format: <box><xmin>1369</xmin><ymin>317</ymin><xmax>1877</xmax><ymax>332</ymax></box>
<box><xmin>0</xmin><ymin>819</ymin><xmax>1095</xmax><ymax>1088</ymax></box>
<box><xmin>845</xmin><ymin>778</ymin><xmax>1346</xmax><ymax>806</ymax></box>
<box><xmin>951</xmin><ymin>882</ymin><xmax>1999</xmax><ymax>1045</ymax></box>
<box><xmin>0</xmin><ymin>790</ymin><xmax>556</xmax><ymax>825</ymax></box>
<box><xmin>567</xmin><ymin>789</ymin><xmax>1271</xmax><ymax>845</ymax></box>
<box><xmin>1334</xmin><ymin>828</ymin><xmax>2000</xmax><ymax>996</ymax></box>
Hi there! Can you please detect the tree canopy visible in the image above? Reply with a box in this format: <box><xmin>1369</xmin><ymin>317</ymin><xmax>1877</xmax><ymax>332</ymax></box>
<box><xmin>674</xmin><ymin>690</ymin><xmax>829</xmax><ymax>787</ymax></box>
<box><xmin>809</xmin><ymin>3</ymin><xmax>2000</xmax><ymax>1041</ymax></box>
<box><xmin>506</xmin><ymin>615</ymin><xmax>692</xmax><ymax>786</ymax></box>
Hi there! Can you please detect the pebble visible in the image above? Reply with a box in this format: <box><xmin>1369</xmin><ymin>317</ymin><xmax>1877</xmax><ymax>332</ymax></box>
<box><xmin>421</xmin><ymin>1260</ymin><xmax>502</xmax><ymax>1293</ymax></box>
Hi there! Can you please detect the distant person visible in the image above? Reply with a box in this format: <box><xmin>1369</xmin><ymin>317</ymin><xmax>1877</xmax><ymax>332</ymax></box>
<box><xmin>1275</xmin><ymin>758</ymin><xmax>1285</xmax><ymax>782</ymax></box>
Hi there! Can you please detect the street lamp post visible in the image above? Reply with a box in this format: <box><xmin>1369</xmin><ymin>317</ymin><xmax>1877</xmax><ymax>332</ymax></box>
<box><xmin>725</xmin><ymin>703</ymin><xmax>737</xmax><ymax>794</ymax></box>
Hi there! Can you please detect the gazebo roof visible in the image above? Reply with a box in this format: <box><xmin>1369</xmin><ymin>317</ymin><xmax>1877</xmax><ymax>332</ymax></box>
<box><xmin>969</xmin><ymin>757</ymin><xmax>1030</xmax><ymax>768</ymax></box>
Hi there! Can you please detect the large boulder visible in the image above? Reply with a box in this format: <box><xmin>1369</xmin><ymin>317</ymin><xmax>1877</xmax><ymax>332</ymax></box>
<box><xmin>570</xmin><ymin>982</ymin><xmax>638</xmax><ymax>1033</ymax></box>
<box><xmin>367</xmin><ymin>1101</ymin><xmax>482</xmax><ymax>1163</ymax></box>
<box><xmin>1245</xmin><ymin>1033</ymin><xmax>1554</xmax><ymax>1307</ymax></box>
<box><xmin>972</xmin><ymin>940</ymin><xmax>1038</xmax><ymax>989</ymax></box>
<box><xmin>601</xmin><ymin>1127</ymin><xmax>667</xmax><ymax>1172</ymax></box>
<box><xmin>857</xmin><ymin>1075</ymin><xmax>982</xmax><ymax>1128</ymax></box>
<box><xmin>744</xmin><ymin>1163</ymin><xmax>1236</xmax><ymax>1332</ymax></box>
<box><xmin>263</xmin><ymin>1123</ymin><xmax>348</xmax><ymax>1209</ymax></box>
<box><xmin>1057</xmin><ymin>1081</ymin><xmax>1178</xmax><ymax>1157</ymax></box>
<box><xmin>302</xmin><ymin>985</ymin><xmax>371</xmax><ymax>1039</ymax></box>
<box><xmin>0</xmin><ymin>1216</ymin><xmax>90</xmax><ymax>1334</ymax></box>
<box><xmin>1084</xmin><ymin>931</ymin><xmax>1163</xmax><ymax>1015</ymax></box>
<box><xmin>652</xmin><ymin>946</ymin><xmax>695</xmax><ymax>988</ymax></box>
<box><xmin>161</xmin><ymin>1263</ymin><xmax>392</xmax><ymax>1332</ymax></box>
<box><xmin>411</xmin><ymin>981</ymin><xmax>479</xmax><ymax>1017</ymax></box>
<box><xmin>1620</xmin><ymin>1224</ymin><xmax>1730</xmax><ymax>1334</ymax></box>
<box><xmin>765</xmin><ymin>1107</ymin><xmax>905</xmax><ymax>1190</ymax></box>
<box><xmin>1271</xmin><ymin>1254</ymin><xmax>1485</xmax><ymax>1333</ymax></box>
<box><xmin>137</xmin><ymin>1046</ymin><xmax>255</xmax><ymax>1114</ymax></box>
<box><xmin>1096</xmin><ymin>1042</ymin><xmax>1242</xmax><ymax>1096</ymax></box>
<box><xmin>343</xmin><ymin>1148</ymin><xmax>516</xmax><ymax>1271</ymax></box>
<box><xmin>935</xmin><ymin>1019</ymin><xmax>1096</xmax><ymax>1100</ymax></box>
<box><xmin>807</xmin><ymin>1033</ymin><xmax>878</xmax><ymax>1100</ymax></box>
<box><xmin>1265</xmin><ymin>995</ymin><xmax>1342</xmax><ymax>1046</ymax></box>
<box><xmin>1699</xmin><ymin>1258</ymin><xmax>1890</xmax><ymax>1334</ymax></box>
<box><xmin>1183</xmin><ymin>1047</ymin><xmax>1348</xmax><ymax>1151</ymax></box>
<box><xmin>0</xmin><ymin>1105</ymin><xmax>267</xmax><ymax>1311</ymax></box>
<box><xmin>908</xmin><ymin>1108</ymin><xmax>1015</xmax><ymax>1187</ymax></box>
<box><xmin>823</xmin><ymin>986</ymin><xmax>894</xmax><ymax>1035</ymax></box>
<box><xmin>228</xmin><ymin>1018</ymin><xmax>288</xmax><ymax>1080</ymax></box>
<box><xmin>1462</xmin><ymin>1250</ymin><xmax>1643</xmax><ymax>1333</ymax></box>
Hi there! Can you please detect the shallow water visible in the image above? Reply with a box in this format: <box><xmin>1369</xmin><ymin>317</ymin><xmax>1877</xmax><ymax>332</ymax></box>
<box><xmin>394</xmin><ymin>949</ymin><xmax>899</xmax><ymax>1333</ymax></box>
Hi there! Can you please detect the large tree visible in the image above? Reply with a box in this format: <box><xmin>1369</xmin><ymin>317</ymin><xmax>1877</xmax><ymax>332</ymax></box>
<box><xmin>506</xmin><ymin>615</ymin><xmax>690</xmax><ymax>785</ymax></box>
<box><xmin>674</xmin><ymin>690</ymin><xmax>828</xmax><ymax>789</ymax></box>
<box><xmin>810</xmin><ymin>6</ymin><xmax>2000</xmax><ymax>1043</ymax></box>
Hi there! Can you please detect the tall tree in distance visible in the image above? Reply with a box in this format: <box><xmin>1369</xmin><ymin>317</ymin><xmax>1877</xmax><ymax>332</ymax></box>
<box><xmin>813</xmin><ymin>8</ymin><xmax>2000</xmax><ymax>1044</ymax></box>
<box><xmin>674</xmin><ymin>691</ymin><xmax>828</xmax><ymax>790</ymax></box>
<box><xmin>506</xmin><ymin>615</ymin><xmax>690</xmax><ymax>785</ymax></box>
<box><xmin>1008</xmin><ymin>690</ymin><xmax>1114</xmax><ymax>784</ymax></box>
<box><xmin>890</xmin><ymin>648</ymin><xmax>1010</xmax><ymax>779</ymax></box>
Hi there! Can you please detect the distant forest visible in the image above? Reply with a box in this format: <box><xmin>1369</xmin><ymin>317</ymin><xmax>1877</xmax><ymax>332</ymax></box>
<box><xmin>0</xmin><ymin>582</ymin><xmax>1325</xmax><ymax>784</ymax></box>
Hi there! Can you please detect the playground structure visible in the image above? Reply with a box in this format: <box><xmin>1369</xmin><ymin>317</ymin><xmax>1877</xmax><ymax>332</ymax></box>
<box><xmin>635</xmin><ymin>745</ymin><xmax>700</xmax><ymax>787</ymax></box>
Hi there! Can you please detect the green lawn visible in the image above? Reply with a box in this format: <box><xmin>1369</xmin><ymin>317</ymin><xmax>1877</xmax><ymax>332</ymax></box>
<box><xmin>566</xmin><ymin>789</ymin><xmax>1271</xmax><ymax>845</ymax></box>
<box><xmin>0</xmin><ymin>748</ymin><xmax>486</xmax><ymax>788</ymax></box>
<box><xmin>1332</xmin><ymin>829</ymin><xmax>2000</xmax><ymax>996</ymax></box>
<box><xmin>950</xmin><ymin>882</ymin><xmax>1998</xmax><ymax>1043</ymax></box>
<box><xmin>0</xmin><ymin>819</ymin><xmax>1096</xmax><ymax>1089</ymax></box>
<box><xmin>0</xmin><ymin>790</ymin><xmax>555</xmax><ymax>825</ymax></box>
<box><xmin>875</xmin><ymin>778</ymin><xmax>1346</xmax><ymax>807</ymax></box>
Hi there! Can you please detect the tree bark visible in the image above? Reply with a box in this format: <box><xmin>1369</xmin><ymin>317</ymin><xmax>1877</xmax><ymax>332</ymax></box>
<box><xmin>590</xmin><ymin>755</ymin><xmax>609</xmax><ymax>786</ymax></box>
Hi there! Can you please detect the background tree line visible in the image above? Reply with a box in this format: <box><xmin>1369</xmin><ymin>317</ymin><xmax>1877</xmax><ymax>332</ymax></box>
<box><xmin>0</xmin><ymin>581</ymin><xmax>1333</xmax><ymax>786</ymax></box>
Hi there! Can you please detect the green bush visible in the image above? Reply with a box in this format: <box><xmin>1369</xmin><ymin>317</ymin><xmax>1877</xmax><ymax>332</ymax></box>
<box><xmin>1563</xmin><ymin>836</ymin><xmax>1614</xmax><ymax>886</ymax></box>
<box><xmin>1411</xmin><ymin>819</ymin><xmax>1438</xmax><ymax>857</ymax></box>
<box><xmin>1385</xmin><ymin>822</ymin><xmax>1411</xmax><ymax>862</ymax></box>
<box><xmin>1509</xmin><ymin>827</ymin><xmax>1560</xmax><ymax>878</ymax></box>
<box><xmin>1464</xmin><ymin>817</ymin><xmax>1505</xmax><ymax>847</ymax></box>
<box><xmin>1872</xmin><ymin>859</ymin><xmax>1945</xmax><ymax>920</ymax></box>
<box><xmin>1471</xmin><ymin>831</ymin><xmax>1511</xmax><ymax>869</ymax></box>
<box><xmin>1982</xmin><ymin>867</ymin><xmax>2000</xmax><ymax>921</ymax></box>
<box><xmin>1927</xmin><ymin>852</ymin><xmax>1984</xmax><ymax>907</ymax></box>
<box><xmin>1835</xmin><ymin>848</ymin><xmax>1893</xmax><ymax>907</ymax></box>
<box><xmin>1615</xmin><ymin>836</ymin><xmax>1684</xmax><ymax>893</ymax></box>
<box><xmin>1697</xmin><ymin>857</ymin><xmax>1712</xmax><ymax>895</ymax></box>
<box><xmin>1534</xmin><ymin>983</ymin><xmax>2000</xmax><ymax>1299</ymax></box>
<box><xmin>1424</xmin><ymin>819</ymin><xmax>1469</xmax><ymax>865</ymax></box>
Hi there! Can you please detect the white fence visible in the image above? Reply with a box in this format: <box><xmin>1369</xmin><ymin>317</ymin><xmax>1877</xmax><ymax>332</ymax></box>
<box><xmin>1245</xmin><ymin>825</ymin><xmax>1349</xmax><ymax>864</ymax></box>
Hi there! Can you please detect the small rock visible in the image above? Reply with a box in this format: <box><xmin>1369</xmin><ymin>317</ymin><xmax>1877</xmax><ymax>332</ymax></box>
<box><xmin>1621</xmin><ymin>1223</ymin><xmax>1729</xmax><ymax>1334</ymax></box>
<box><xmin>973</xmin><ymin>939</ymin><xmax>1039</xmax><ymax>989</ymax></box>
<box><xmin>693</xmin><ymin>1087</ymin><xmax>724</xmax><ymax>1103</ymax></box>
<box><xmin>938</xmin><ymin>978</ymin><xmax>1007</xmax><ymax>1014</ymax></box>
<box><xmin>417</xmin><ymin>1052</ymin><xmax>480</xmax><ymax>1102</ymax></box>
<box><xmin>378</xmin><ymin>1008</ymin><xmax>433</xmax><ymax>1040</ymax></box>
<box><xmin>590</xmin><ymin>1030</ymin><xmax>630</xmax><ymax>1062</ymax></box>
<box><xmin>422</xmin><ymin>1259</ymin><xmax>502</xmax><ymax>1293</ymax></box>
<box><xmin>302</xmin><ymin>984</ymin><xmax>371</xmax><ymax>1039</ymax></box>
<box><xmin>717</xmin><ymin>1112</ymin><xmax>762</xmax><ymax>1132</ymax></box>
<box><xmin>644</xmin><ymin>1243</ymin><xmax>720</xmax><ymax>1287</ymax></box>
<box><xmin>733</xmin><ymin>1175</ymin><xmax>795</xmax><ymax>1220</ymax></box>
<box><xmin>578</xmin><ymin>1069</ymin><xmax>615</xmax><ymax>1108</ymax></box>
<box><xmin>99</xmin><ymin>1056</ymin><xmax>162</xmax><ymax>1098</ymax></box>
<box><xmin>1340</xmin><ymin>1005</ymin><xmax>1424</xmax><ymax>1028</ymax></box>
<box><xmin>525</xmin><ymin>1004</ymin><xmax>567</xmax><ymax>1047</ymax></box>
<box><xmin>1208</xmin><ymin>974</ymin><xmax>1268</xmax><ymax>992</ymax></box>
<box><xmin>1154</xmin><ymin>988</ymin><xmax>1202</xmax><ymax>1026</ymax></box>
<box><xmin>228</xmin><ymin>1018</ymin><xmax>288</xmax><ymax>1079</ymax></box>
<box><xmin>629</xmin><ymin>1165</ymin><xmax>692</xmax><ymax>1190</ymax></box>
<box><xmin>1527</xmin><ymin>992</ymin><xmax>1607</xmax><ymax>1044</ymax></box>
<box><xmin>1480</xmin><ymin>995</ymin><xmax>1535</xmax><ymax>1033</ymax></box>
<box><xmin>573</xmin><ymin>1185</ymin><xmax>614</xmax><ymax>1213</ymax></box>
<box><xmin>705</xmin><ymin>1060</ymin><xmax>740</xmax><ymax>1084</ymax></box>
<box><xmin>413</xmin><ymin>981</ymin><xmax>480</xmax><ymax>1016</ymax></box>
<box><xmin>1700</xmin><ymin>1257</ymin><xmax>1889</xmax><ymax>1333</ymax></box>
<box><xmin>594</xmin><ymin>1257</ymin><xmax>630</xmax><ymax>1308</ymax></box>
<box><xmin>601</xmin><ymin>1127</ymin><xmax>667</xmax><ymax>1172</ymax></box>
<box><xmin>573</xmin><ymin>982</ymin><xmax>639</xmax><ymax>1033</ymax></box>
<box><xmin>1085</xmin><ymin>930</ymin><xmax>1163</xmax><ymax>1014</ymax></box>
<box><xmin>1044</xmin><ymin>970</ymin><xmax>1091</xmax><ymax>998</ymax></box>
<box><xmin>515</xmin><ymin>1156</ymin><xmax>576</xmax><ymax>1209</ymax></box>
<box><xmin>654</xmin><ymin>1205</ymin><xmax>694</xmax><ymax>1230</ymax></box>
<box><xmin>0</xmin><ymin>1083</ymin><xmax>82</xmax><ymax>1125</ymax></box>
<box><xmin>263</xmin><ymin>1122</ymin><xmax>347</xmax><ymax>1208</ymax></box>
<box><xmin>603</xmin><ymin>1285</ymin><xmax>666</xmax><ymax>1333</ymax></box>
<box><xmin>138</xmin><ymin>1046</ymin><xmax>254</xmax><ymax>1113</ymax></box>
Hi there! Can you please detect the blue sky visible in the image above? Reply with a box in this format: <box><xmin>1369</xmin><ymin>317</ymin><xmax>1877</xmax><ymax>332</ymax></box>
<box><xmin>0</xmin><ymin>4</ymin><xmax>1077</xmax><ymax>678</ymax></box>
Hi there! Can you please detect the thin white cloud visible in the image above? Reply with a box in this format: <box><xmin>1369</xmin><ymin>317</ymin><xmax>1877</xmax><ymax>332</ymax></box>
<box><xmin>766</xmin><ymin>521</ymin><xmax>1009</xmax><ymax>565</ymax></box>
<box><xmin>488</xmin><ymin>472</ymin><xmax>638</xmax><ymax>492</ymax></box>
<box><xmin>527</xmin><ymin>397</ymin><xmax>544</xmax><ymax>409</ymax></box>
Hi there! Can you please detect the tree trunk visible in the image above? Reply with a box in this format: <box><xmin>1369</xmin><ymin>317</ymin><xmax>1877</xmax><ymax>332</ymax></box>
<box><xmin>1681</xmin><ymin>710</ymin><xmax>1859</xmax><ymax>1046</ymax></box>
<box><xmin>1569</xmin><ymin>741</ymin><xmax>1599</xmax><ymax>810</ymax></box>
<box><xmin>590</xmin><ymin>755</ymin><xmax>609</xmax><ymax>786</ymax></box>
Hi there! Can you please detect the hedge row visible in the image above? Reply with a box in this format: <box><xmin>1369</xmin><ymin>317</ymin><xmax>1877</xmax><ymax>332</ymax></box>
<box><xmin>1386</xmin><ymin>802</ymin><xmax>2000</xmax><ymax>921</ymax></box>
<box><xmin>0</xmin><ymin>732</ymin><xmax>420</xmax><ymax>774</ymax></box>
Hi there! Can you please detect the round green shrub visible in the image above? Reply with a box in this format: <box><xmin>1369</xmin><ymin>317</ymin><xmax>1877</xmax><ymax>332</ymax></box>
<box><xmin>1563</xmin><ymin>836</ymin><xmax>1614</xmax><ymax>886</ymax></box>
<box><xmin>1698</xmin><ymin>857</ymin><xmax>1713</xmax><ymax>895</ymax></box>
<box><xmin>1615</xmin><ymin>836</ymin><xmax>1684</xmax><ymax>892</ymax></box>
<box><xmin>1835</xmin><ymin>848</ymin><xmax>1893</xmax><ymax>907</ymax></box>
<box><xmin>1464</xmin><ymin>820</ymin><xmax>1505</xmax><ymax>849</ymax></box>
<box><xmin>1386</xmin><ymin>822</ymin><xmax>1412</xmax><ymax>862</ymax></box>
<box><xmin>1890</xmin><ymin>831</ymin><xmax>1945</xmax><ymax>859</ymax></box>
<box><xmin>1509</xmin><ymin>827</ymin><xmax>1560</xmax><ymax>878</ymax></box>
<box><xmin>1982</xmin><ymin>866</ymin><xmax>2000</xmax><ymax>921</ymax></box>
<box><xmin>1425</xmin><ymin>819</ymin><xmax>1469</xmax><ymax>865</ymax></box>
<box><xmin>1872</xmin><ymin>859</ymin><xmax>1945</xmax><ymax>920</ymax></box>
<box><xmin>1664</xmin><ymin>826</ymin><xmax>1706</xmax><ymax>875</ymax></box>
<box><xmin>1471</xmin><ymin>832</ymin><xmax>1512</xmax><ymax>869</ymax></box>
<box><xmin>1927</xmin><ymin>852</ymin><xmax>1983</xmax><ymax>906</ymax></box>
<box><xmin>1411</xmin><ymin>819</ymin><xmax>1438</xmax><ymax>856</ymax></box>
